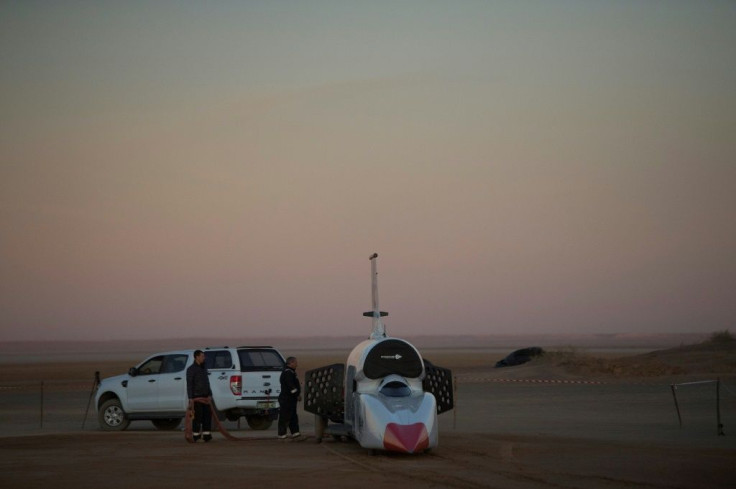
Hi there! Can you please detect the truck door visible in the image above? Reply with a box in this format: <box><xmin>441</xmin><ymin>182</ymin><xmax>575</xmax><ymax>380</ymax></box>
<box><xmin>204</xmin><ymin>349</ymin><xmax>237</xmax><ymax>411</ymax></box>
<box><xmin>158</xmin><ymin>354</ymin><xmax>190</xmax><ymax>410</ymax></box>
<box><xmin>127</xmin><ymin>355</ymin><xmax>164</xmax><ymax>411</ymax></box>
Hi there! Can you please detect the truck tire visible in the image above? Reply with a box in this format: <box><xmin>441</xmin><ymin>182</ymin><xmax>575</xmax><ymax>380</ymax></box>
<box><xmin>225</xmin><ymin>411</ymin><xmax>240</xmax><ymax>422</ymax></box>
<box><xmin>152</xmin><ymin>418</ymin><xmax>182</xmax><ymax>430</ymax></box>
<box><xmin>98</xmin><ymin>398</ymin><xmax>130</xmax><ymax>431</ymax></box>
<box><xmin>246</xmin><ymin>415</ymin><xmax>273</xmax><ymax>430</ymax></box>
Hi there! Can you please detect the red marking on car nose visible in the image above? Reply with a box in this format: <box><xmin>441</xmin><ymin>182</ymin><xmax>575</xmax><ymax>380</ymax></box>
<box><xmin>383</xmin><ymin>423</ymin><xmax>429</xmax><ymax>453</ymax></box>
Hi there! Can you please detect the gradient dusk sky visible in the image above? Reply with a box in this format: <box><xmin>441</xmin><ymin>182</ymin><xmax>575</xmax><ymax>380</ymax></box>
<box><xmin>1</xmin><ymin>1</ymin><xmax>735</xmax><ymax>341</ymax></box>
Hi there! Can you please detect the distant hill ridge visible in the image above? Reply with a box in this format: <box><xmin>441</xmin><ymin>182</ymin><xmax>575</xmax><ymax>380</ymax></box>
<box><xmin>0</xmin><ymin>333</ymin><xmax>710</xmax><ymax>355</ymax></box>
<box><xmin>550</xmin><ymin>333</ymin><xmax>736</xmax><ymax>377</ymax></box>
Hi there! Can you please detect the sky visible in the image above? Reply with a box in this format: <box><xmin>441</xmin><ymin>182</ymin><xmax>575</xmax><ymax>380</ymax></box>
<box><xmin>1</xmin><ymin>1</ymin><xmax>735</xmax><ymax>342</ymax></box>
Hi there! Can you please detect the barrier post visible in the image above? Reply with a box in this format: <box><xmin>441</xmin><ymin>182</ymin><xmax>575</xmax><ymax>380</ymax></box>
<box><xmin>40</xmin><ymin>381</ymin><xmax>44</xmax><ymax>429</ymax></box>
<box><xmin>670</xmin><ymin>384</ymin><xmax>682</xmax><ymax>428</ymax></box>
<box><xmin>82</xmin><ymin>371</ymin><xmax>101</xmax><ymax>429</ymax></box>
<box><xmin>717</xmin><ymin>378</ymin><xmax>724</xmax><ymax>436</ymax></box>
<box><xmin>453</xmin><ymin>375</ymin><xmax>457</xmax><ymax>430</ymax></box>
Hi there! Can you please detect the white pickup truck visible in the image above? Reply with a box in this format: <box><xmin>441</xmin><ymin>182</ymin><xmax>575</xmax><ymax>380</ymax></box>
<box><xmin>95</xmin><ymin>346</ymin><xmax>286</xmax><ymax>431</ymax></box>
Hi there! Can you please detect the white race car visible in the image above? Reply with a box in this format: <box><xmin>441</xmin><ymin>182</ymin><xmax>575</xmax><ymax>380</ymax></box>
<box><xmin>304</xmin><ymin>254</ymin><xmax>453</xmax><ymax>453</ymax></box>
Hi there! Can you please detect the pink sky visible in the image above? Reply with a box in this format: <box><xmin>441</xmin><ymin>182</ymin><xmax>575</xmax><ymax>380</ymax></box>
<box><xmin>1</xmin><ymin>1</ymin><xmax>735</xmax><ymax>341</ymax></box>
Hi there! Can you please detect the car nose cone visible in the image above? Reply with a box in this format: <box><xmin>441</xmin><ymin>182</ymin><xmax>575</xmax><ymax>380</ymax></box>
<box><xmin>383</xmin><ymin>422</ymin><xmax>429</xmax><ymax>453</ymax></box>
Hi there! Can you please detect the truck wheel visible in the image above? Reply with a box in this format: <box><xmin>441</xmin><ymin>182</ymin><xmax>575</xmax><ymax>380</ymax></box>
<box><xmin>246</xmin><ymin>415</ymin><xmax>273</xmax><ymax>430</ymax></box>
<box><xmin>152</xmin><ymin>418</ymin><xmax>182</xmax><ymax>430</ymax></box>
<box><xmin>98</xmin><ymin>399</ymin><xmax>130</xmax><ymax>431</ymax></box>
<box><xmin>225</xmin><ymin>411</ymin><xmax>240</xmax><ymax>422</ymax></box>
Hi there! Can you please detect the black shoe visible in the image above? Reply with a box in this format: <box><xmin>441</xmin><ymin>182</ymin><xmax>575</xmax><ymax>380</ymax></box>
<box><xmin>193</xmin><ymin>435</ymin><xmax>201</xmax><ymax>442</ymax></box>
<box><xmin>203</xmin><ymin>434</ymin><xmax>212</xmax><ymax>442</ymax></box>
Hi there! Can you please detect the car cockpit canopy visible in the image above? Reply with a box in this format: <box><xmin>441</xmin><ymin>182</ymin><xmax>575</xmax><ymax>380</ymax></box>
<box><xmin>362</xmin><ymin>338</ymin><xmax>424</xmax><ymax>379</ymax></box>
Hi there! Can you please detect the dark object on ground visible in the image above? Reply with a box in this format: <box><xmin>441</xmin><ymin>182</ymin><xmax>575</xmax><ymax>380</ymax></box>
<box><xmin>495</xmin><ymin>347</ymin><xmax>545</xmax><ymax>368</ymax></box>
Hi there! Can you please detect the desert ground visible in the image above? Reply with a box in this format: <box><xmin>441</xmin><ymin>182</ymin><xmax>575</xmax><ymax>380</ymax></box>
<box><xmin>1</xmin><ymin>338</ymin><xmax>735</xmax><ymax>489</ymax></box>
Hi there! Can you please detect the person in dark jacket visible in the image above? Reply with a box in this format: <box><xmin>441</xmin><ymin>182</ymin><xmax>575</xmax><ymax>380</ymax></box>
<box><xmin>186</xmin><ymin>350</ymin><xmax>212</xmax><ymax>442</ymax></box>
<box><xmin>277</xmin><ymin>356</ymin><xmax>301</xmax><ymax>439</ymax></box>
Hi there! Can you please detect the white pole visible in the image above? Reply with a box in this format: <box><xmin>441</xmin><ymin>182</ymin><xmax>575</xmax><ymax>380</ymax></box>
<box><xmin>369</xmin><ymin>253</ymin><xmax>386</xmax><ymax>339</ymax></box>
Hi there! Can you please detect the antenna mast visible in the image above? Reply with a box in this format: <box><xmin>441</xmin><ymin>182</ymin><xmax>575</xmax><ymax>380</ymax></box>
<box><xmin>368</xmin><ymin>253</ymin><xmax>387</xmax><ymax>339</ymax></box>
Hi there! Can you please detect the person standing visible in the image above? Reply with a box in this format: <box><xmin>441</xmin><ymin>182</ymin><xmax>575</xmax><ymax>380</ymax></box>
<box><xmin>186</xmin><ymin>349</ymin><xmax>212</xmax><ymax>442</ymax></box>
<box><xmin>278</xmin><ymin>356</ymin><xmax>301</xmax><ymax>439</ymax></box>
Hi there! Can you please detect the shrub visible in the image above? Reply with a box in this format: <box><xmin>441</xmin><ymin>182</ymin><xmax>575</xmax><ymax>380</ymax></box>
<box><xmin>709</xmin><ymin>330</ymin><xmax>735</xmax><ymax>344</ymax></box>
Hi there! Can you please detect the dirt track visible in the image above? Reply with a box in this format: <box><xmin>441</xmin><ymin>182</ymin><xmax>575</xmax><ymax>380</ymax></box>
<box><xmin>2</xmin><ymin>430</ymin><xmax>734</xmax><ymax>489</ymax></box>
